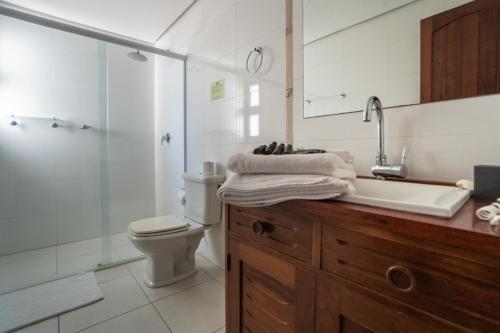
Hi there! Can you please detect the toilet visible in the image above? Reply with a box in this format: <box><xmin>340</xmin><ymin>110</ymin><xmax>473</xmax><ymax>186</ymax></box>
<box><xmin>127</xmin><ymin>173</ymin><xmax>225</xmax><ymax>288</ymax></box>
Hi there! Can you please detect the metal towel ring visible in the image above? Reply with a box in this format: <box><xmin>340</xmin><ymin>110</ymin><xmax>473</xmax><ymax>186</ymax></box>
<box><xmin>246</xmin><ymin>47</ymin><xmax>263</xmax><ymax>74</ymax></box>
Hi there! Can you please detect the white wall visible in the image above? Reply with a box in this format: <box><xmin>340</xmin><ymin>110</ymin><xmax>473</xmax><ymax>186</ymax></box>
<box><xmin>154</xmin><ymin>56</ymin><xmax>185</xmax><ymax>218</ymax></box>
<box><xmin>303</xmin><ymin>0</ymin><xmax>472</xmax><ymax>116</ymax></box>
<box><xmin>0</xmin><ymin>16</ymin><xmax>156</xmax><ymax>255</ymax></box>
<box><xmin>156</xmin><ymin>0</ymin><xmax>287</xmax><ymax>267</ymax></box>
<box><xmin>303</xmin><ymin>0</ymin><xmax>414</xmax><ymax>43</ymax></box>
<box><xmin>294</xmin><ymin>0</ymin><xmax>500</xmax><ymax>182</ymax></box>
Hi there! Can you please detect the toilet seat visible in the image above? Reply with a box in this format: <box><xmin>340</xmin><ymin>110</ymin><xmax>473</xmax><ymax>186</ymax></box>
<box><xmin>128</xmin><ymin>215</ymin><xmax>189</xmax><ymax>237</ymax></box>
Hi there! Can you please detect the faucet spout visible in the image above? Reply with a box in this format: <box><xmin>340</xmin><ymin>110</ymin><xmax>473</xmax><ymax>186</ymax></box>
<box><xmin>363</xmin><ymin>96</ymin><xmax>409</xmax><ymax>179</ymax></box>
<box><xmin>363</xmin><ymin>96</ymin><xmax>386</xmax><ymax>165</ymax></box>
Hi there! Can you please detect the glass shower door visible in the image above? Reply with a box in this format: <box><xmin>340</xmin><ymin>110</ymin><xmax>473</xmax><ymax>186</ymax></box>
<box><xmin>0</xmin><ymin>16</ymin><xmax>114</xmax><ymax>293</ymax></box>
<box><xmin>102</xmin><ymin>43</ymin><xmax>156</xmax><ymax>263</ymax></box>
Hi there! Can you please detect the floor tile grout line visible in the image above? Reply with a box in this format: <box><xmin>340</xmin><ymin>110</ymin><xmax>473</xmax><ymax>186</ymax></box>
<box><xmin>151</xmin><ymin>302</ymin><xmax>174</xmax><ymax>333</ymax></box>
<box><xmin>96</xmin><ymin>270</ymin><xmax>135</xmax><ymax>288</ymax></box>
<box><xmin>55</xmin><ymin>245</ymin><xmax>59</xmax><ymax>279</ymax></box>
<box><xmin>212</xmin><ymin>325</ymin><xmax>225</xmax><ymax>333</ymax></box>
<box><xmin>198</xmin><ymin>267</ymin><xmax>223</xmax><ymax>280</ymax></box>
<box><xmin>196</xmin><ymin>257</ymin><xmax>225</xmax><ymax>279</ymax></box>
<box><xmin>65</xmin><ymin>271</ymin><xmax>149</xmax><ymax>333</ymax></box>
<box><xmin>152</xmin><ymin>279</ymin><xmax>228</xmax><ymax>332</ymax></box>
<box><xmin>156</xmin><ymin>277</ymin><xmax>215</xmax><ymax>302</ymax></box>
<box><xmin>128</xmin><ymin>269</ymin><xmax>173</xmax><ymax>332</ymax></box>
<box><xmin>71</xmin><ymin>303</ymin><xmax>152</xmax><ymax>333</ymax></box>
<box><xmin>135</xmin><ymin>271</ymin><xmax>216</xmax><ymax>304</ymax></box>
<box><xmin>213</xmin><ymin>278</ymin><xmax>225</xmax><ymax>288</ymax></box>
<box><xmin>129</xmin><ymin>268</ymin><xmax>151</xmax><ymax>302</ymax></box>
<box><xmin>196</xmin><ymin>257</ymin><xmax>225</xmax><ymax>278</ymax></box>
<box><xmin>124</xmin><ymin>259</ymin><xmax>141</xmax><ymax>276</ymax></box>
<box><xmin>94</xmin><ymin>269</ymin><xmax>130</xmax><ymax>285</ymax></box>
<box><xmin>125</xmin><ymin>258</ymin><xmax>219</xmax><ymax>303</ymax></box>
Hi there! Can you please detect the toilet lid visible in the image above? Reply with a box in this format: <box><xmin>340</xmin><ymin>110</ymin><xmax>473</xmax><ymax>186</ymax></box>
<box><xmin>128</xmin><ymin>215</ymin><xmax>189</xmax><ymax>236</ymax></box>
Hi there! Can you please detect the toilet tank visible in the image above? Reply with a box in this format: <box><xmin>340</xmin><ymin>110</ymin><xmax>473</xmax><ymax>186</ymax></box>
<box><xmin>182</xmin><ymin>173</ymin><xmax>226</xmax><ymax>225</ymax></box>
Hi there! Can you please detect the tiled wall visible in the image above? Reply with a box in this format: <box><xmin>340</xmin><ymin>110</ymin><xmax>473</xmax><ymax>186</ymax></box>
<box><xmin>106</xmin><ymin>45</ymin><xmax>156</xmax><ymax>236</ymax></box>
<box><xmin>294</xmin><ymin>0</ymin><xmax>500</xmax><ymax>182</ymax></box>
<box><xmin>0</xmin><ymin>16</ymin><xmax>156</xmax><ymax>255</ymax></box>
<box><xmin>157</xmin><ymin>0</ymin><xmax>500</xmax><ymax>268</ymax></box>
<box><xmin>303</xmin><ymin>0</ymin><xmax>471</xmax><ymax>116</ymax></box>
<box><xmin>154</xmin><ymin>56</ymin><xmax>185</xmax><ymax>219</ymax></box>
<box><xmin>156</xmin><ymin>0</ymin><xmax>287</xmax><ymax>267</ymax></box>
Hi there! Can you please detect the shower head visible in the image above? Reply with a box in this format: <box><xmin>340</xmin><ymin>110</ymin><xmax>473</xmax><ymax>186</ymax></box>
<box><xmin>127</xmin><ymin>50</ymin><xmax>148</xmax><ymax>62</ymax></box>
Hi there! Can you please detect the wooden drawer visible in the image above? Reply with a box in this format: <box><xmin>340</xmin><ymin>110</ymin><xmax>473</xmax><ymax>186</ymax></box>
<box><xmin>317</xmin><ymin>275</ymin><xmax>464</xmax><ymax>333</ymax></box>
<box><xmin>228</xmin><ymin>205</ymin><xmax>314</xmax><ymax>264</ymax></box>
<box><xmin>322</xmin><ymin>225</ymin><xmax>500</xmax><ymax>331</ymax></box>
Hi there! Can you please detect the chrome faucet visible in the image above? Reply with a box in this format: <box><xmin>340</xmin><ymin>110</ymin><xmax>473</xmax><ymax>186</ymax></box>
<box><xmin>363</xmin><ymin>96</ymin><xmax>408</xmax><ymax>179</ymax></box>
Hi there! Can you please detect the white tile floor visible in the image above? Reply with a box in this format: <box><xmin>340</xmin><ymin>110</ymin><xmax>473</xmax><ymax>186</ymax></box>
<box><xmin>14</xmin><ymin>254</ymin><xmax>226</xmax><ymax>333</ymax></box>
<box><xmin>0</xmin><ymin>233</ymin><xmax>141</xmax><ymax>295</ymax></box>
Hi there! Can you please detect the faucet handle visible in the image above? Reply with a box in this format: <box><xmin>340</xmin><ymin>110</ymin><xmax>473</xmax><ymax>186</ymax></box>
<box><xmin>401</xmin><ymin>146</ymin><xmax>408</xmax><ymax>165</ymax></box>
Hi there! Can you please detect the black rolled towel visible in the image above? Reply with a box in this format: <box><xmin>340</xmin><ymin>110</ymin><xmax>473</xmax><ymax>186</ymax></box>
<box><xmin>264</xmin><ymin>142</ymin><xmax>277</xmax><ymax>155</ymax></box>
<box><xmin>253</xmin><ymin>145</ymin><xmax>267</xmax><ymax>154</ymax></box>
<box><xmin>272</xmin><ymin>143</ymin><xmax>285</xmax><ymax>155</ymax></box>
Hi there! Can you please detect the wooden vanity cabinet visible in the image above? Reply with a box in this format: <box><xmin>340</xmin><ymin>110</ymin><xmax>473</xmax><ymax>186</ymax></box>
<box><xmin>225</xmin><ymin>200</ymin><xmax>500</xmax><ymax>333</ymax></box>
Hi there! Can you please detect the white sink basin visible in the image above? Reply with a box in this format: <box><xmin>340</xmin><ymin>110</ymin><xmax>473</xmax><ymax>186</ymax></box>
<box><xmin>337</xmin><ymin>178</ymin><xmax>472</xmax><ymax>217</ymax></box>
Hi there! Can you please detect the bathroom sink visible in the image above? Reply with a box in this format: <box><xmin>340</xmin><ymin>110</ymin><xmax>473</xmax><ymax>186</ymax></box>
<box><xmin>337</xmin><ymin>178</ymin><xmax>472</xmax><ymax>217</ymax></box>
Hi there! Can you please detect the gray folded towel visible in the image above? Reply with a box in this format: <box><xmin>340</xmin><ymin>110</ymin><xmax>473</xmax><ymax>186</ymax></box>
<box><xmin>227</xmin><ymin>152</ymin><xmax>353</xmax><ymax>177</ymax></box>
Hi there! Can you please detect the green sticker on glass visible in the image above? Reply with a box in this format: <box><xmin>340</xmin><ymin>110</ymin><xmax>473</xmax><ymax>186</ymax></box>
<box><xmin>211</xmin><ymin>79</ymin><xmax>225</xmax><ymax>101</ymax></box>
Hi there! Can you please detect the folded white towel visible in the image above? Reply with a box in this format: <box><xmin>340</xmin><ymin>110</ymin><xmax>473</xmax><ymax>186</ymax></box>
<box><xmin>332</xmin><ymin>165</ymin><xmax>356</xmax><ymax>181</ymax></box>
<box><xmin>327</xmin><ymin>150</ymin><xmax>354</xmax><ymax>164</ymax></box>
<box><xmin>227</xmin><ymin>152</ymin><xmax>352</xmax><ymax>177</ymax></box>
<box><xmin>217</xmin><ymin>173</ymin><xmax>354</xmax><ymax>207</ymax></box>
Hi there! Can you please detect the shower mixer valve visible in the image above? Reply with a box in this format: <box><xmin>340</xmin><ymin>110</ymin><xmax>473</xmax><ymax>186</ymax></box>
<box><xmin>161</xmin><ymin>133</ymin><xmax>171</xmax><ymax>145</ymax></box>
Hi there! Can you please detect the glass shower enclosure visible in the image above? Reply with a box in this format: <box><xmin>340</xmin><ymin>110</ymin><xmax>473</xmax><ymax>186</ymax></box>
<box><xmin>0</xmin><ymin>10</ymin><xmax>186</xmax><ymax>294</ymax></box>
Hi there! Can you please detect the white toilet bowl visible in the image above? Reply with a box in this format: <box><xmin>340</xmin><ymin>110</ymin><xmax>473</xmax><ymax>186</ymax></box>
<box><xmin>128</xmin><ymin>173</ymin><xmax>225</xmax><ymax>288</ymax></box>
<box><xmin>127</xmin><ymin>215</ymin><xmax>208</xmax><ymax>288</ymax></box>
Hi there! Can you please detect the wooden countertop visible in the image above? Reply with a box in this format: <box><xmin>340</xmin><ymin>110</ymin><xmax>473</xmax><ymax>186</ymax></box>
<box><xmin>280</xmin><ymin>197</ymin><xmax>500</xmax><ymax>260</ymax></box>
<box><xmin>326</xmin><ymin>198</ymin><xmax>498</xmax><ymax>236</ymax></box>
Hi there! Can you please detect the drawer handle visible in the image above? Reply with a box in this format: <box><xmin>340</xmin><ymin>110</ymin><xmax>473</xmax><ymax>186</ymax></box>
<box><xmin>386</xmin><ymin>265</ymin><xmax>416</xmax><ymax>292</ymax></box>
<box><xmin>252</xmin><ymin>220</ymin><xmax>266</xmax><ymax>236</ymax></box>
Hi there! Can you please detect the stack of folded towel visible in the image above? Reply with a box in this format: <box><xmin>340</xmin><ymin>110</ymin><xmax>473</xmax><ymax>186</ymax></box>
<box><xmin>216</xmin><ymin>151</ymin><xmax>356</xmax><ymax>207</ymax></box>
<box><xmin>476</xmin><ymin>199</ymin><xmax>500</xmax><ymax>226</ymax></box>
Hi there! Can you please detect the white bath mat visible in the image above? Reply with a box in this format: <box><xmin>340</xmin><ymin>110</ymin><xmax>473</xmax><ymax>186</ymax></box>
<box><xmin>0</xmin><ymin>272</ymin><xmax>103</xmax><ymax>332</ymax></box>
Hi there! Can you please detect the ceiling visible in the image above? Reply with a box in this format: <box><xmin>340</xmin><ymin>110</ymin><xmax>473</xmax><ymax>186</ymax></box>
<box><xmin>2</xmin><ymin>0</ymin><xmax>193</xmax><ymax>43</ymax></box>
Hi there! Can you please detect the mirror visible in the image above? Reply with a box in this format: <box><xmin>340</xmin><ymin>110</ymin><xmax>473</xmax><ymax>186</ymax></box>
<box><xmin>303</xmin><ymin>0</ymin><xmax>499</xmax><ymax>118</ymax></box>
